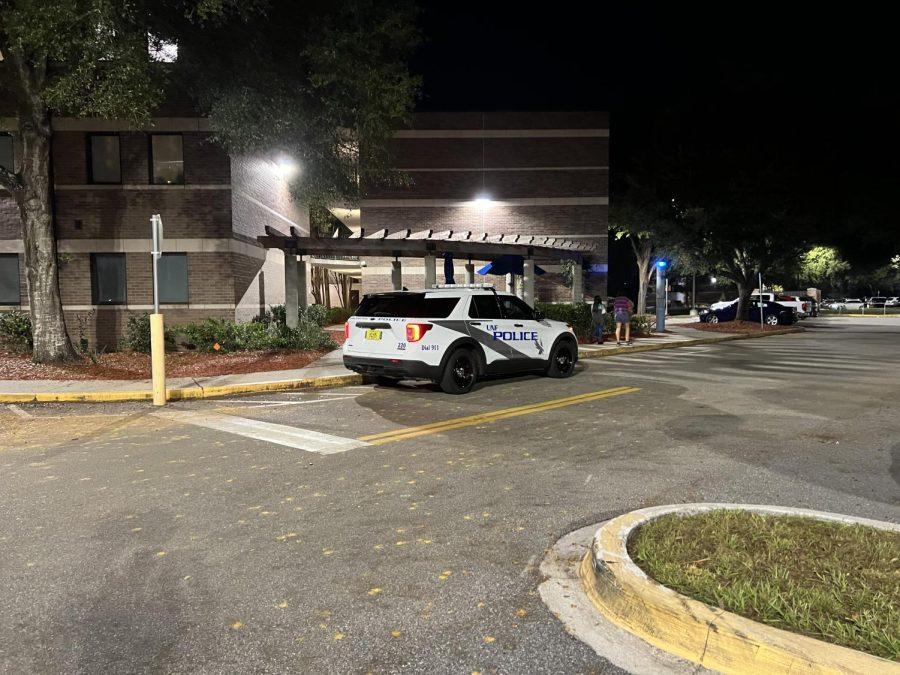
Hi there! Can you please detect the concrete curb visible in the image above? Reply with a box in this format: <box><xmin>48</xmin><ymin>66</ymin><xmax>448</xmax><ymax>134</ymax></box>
<box><xmin>0</xmin><ymin>373</ymin><xmax>363</xmax><ymax>404</ymax></box>
<box><xmin>580</xmin><ymin>326</ymin><xmax>802</xmax><ymax>358</ymax></box>
<box><xmin>580</xmin><ymin>503</ymin><xmax>900</xmax><ymax>675</ymax></box>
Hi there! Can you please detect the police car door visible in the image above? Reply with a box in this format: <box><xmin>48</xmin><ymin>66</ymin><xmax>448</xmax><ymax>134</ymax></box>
<box><xmin>466</xmin><ymin>293</ymin><xmax>528</xmax><ymax>366</ymax></box>
<box><xmin>496</xmin><ymin>295</ymin><xmax>549</xmax><ymax>361</ymax></box>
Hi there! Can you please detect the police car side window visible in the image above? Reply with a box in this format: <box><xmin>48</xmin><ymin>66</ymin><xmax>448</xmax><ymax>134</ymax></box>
<box><xmin>469</xmin><ymin>294</ymin><xmax>502</xmax><ymax>319</ymax></box>
<box><xmin>500</xmin><ymin>296</ymin><xmax>534</xmax><ymax>320</ymax></box>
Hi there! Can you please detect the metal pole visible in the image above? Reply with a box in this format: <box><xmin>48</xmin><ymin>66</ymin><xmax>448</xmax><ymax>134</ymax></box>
<box><xmin>759</xmin><ymin>272</ymin><xmax>764</xmax><ymax>329</ymax></box>
<box><xmin>150</xmin><ymin>214</ymin><xmax>166</xmax><ymax>406</ymax></box>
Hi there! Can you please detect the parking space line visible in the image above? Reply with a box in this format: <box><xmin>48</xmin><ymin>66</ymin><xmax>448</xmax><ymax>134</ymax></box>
<box><xmin>153</xmin><ymin>410</ymin><xmax>367</xmax><ymax>454</ymax></box>
<box><xmin>359</xmin><ymin>386</ymin><xmax>640</xmax><ymax>446</ymax></box>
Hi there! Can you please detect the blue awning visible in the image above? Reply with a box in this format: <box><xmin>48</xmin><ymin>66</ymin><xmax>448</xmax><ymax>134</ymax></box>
<box><xmin>476</xmin><ymin>255</ymin><xmax>546</xmax><ymax>276</ymax></box>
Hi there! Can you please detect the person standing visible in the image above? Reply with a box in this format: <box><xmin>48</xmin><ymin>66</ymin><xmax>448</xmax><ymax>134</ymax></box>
<box><xmin>590</xmin><ymin>295</ymin><xmax>607</xmax><ymax>344</ymax></box>
<box><xmin>613</xmin><ymin>293</ymin><xmax>634</xmax><ymax>346</ymax></box>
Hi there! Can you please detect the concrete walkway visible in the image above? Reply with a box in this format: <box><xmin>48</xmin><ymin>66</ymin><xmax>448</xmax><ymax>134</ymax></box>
<box><xmin>0</xmin><ymin>349</ymin><xmax>360</xmax><ymax>403</ymax></box>
<box><xmin>578</xmin><ymin>323</ymin><xmax>737</xmax><ymax>357</ymax></box>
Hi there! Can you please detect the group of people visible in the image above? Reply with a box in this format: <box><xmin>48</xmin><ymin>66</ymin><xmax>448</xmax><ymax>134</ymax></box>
<box><xmin>590</xmin><ymin>294</ymin><xmax>635</xmax><ymax>346</ymax></box>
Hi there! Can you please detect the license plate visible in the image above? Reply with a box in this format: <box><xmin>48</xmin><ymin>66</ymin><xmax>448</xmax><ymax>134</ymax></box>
<box><xmin>364</xmin><ymin>329</ymin><xmax>382</xmax><ymax>341</ymax></box>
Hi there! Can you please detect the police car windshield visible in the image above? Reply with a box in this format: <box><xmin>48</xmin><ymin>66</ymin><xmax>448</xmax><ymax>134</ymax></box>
<box><xmin>356</xmin><ymin>293</ymin><xmax>459</xmax><ymax>318</ymax></box>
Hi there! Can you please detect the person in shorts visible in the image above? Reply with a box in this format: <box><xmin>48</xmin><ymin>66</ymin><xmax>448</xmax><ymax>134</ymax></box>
<box><xmin>613</xmin><ymin>293</ymin><xmax>634</xmax><ymax>346</ymax></box>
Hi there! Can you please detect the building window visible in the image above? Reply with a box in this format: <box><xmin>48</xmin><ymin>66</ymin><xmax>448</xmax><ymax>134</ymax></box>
<box><xmin>0</xmin><ymin>133</ymin><xmax>13</xmax><ymax>172</ymax></box>
<box><xmin>150</xmin><ymin>134</ymin><xmax>184</xmax><ymax>184</ymax></box>
<box><xmin>88</xmin><ymin>134</ymin><xmax>121</xmax><ymax>183</ymax></box>
<box><xmin>90</xmin><ymin>253</ymin><xmax>127</xmax><ymax>305</ymax></box>
<box><xmin>158</xmin><ymin>253</ymin><xmax>188</xmax><ymax>303</ymax></box>
<box><xmin>0</xmin><ymin>254</ymin><xmax>20</xmax><ymax>305</ymax></box>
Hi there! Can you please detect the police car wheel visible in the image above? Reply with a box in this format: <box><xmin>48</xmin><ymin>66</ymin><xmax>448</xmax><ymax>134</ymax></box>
<box><xmin>440</xmin><ymin>348</ymin><xmax>477</xmax><ymax>394</ymax></box>
<box><xmin>546</xmin><ymin>341</ymin><xmax>576</xmax><ymax>378</ymax></box>
<box><xmin>708</xmin><ymin>314</ymin><xmax>719</xmax><ymax>324</ymax></box>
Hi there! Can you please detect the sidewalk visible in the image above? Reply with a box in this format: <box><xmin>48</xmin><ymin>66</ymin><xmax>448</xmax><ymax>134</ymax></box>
<box><xmin>0</xmin><ymin>349</ymin><xmax>361</xmax><ymax>403</ymax></box>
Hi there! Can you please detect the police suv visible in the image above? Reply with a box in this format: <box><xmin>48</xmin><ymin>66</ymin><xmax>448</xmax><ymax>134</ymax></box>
<box><xmin>342</xmin><ymin>284</ymin><xmax>578</xmax><ymax>394</ymax></box>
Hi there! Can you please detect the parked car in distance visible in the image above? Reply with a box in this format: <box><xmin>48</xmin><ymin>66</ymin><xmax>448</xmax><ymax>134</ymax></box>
<box><xmin>842</xmin><ymin>298</ymin><xmax>866</xmax><ymax>310</ymax></box>
<box><xmin>699</xmin><ymin>299</ymin><xmax>797</xmax><ymax>326</ymax></box>
<box><xmin>867</xmin><ymin>296</ymin><xmax>888</xmax><ymax>308</ymax></box>
<box><xmin>753</xmin><ymin>292</ymin><xmax>808</xmax><ymax>318</ymax></box>
<box><xmin>886</xmin><ymin>297</ymin><xmax>899</xmax><ymax>307</ymax></box>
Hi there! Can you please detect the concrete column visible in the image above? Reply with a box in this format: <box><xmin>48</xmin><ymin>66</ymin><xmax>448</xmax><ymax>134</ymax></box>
<box><xmin>571</xmin><ymin>261</ymin><xmax>584</xmax><ymax>305</ymax></box>
<box><xmin>391</xmin><ymin>260</ymin><xmax>402</xmax><ymax>291</ymax></box>
<box><xmin>523</xmin><ymin>257</ymin><xmax>536</xmax><ymax>307</ymax></box>
<box><xmin>506</xmin><ymin>273</ymin><xmax>515</xmax><ymax>294</ymax></box>
<box><xmin>424</xmin><ymin>254</ymin><xmax>437</xmax><ymax>289</ymax></box>
<box><xmin>297</xmin><ymin>257</ymin><xmax>308</xmax><ymax>310</ymax></box>
<box><xmin>465</xmin><ymin>263</ymin><xmax>475</xmax><ymax>284</ymax></box>
<box><xmin>284</xmin><ymin>252</ymin><xmax>299</xmax><ymax>328</ymax></box>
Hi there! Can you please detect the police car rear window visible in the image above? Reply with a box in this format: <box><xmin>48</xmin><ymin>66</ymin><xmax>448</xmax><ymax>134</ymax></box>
<box><xmin>356</xmin><ymin>293</ymin><xmax>459</xmax><ymax>318</ymax></box>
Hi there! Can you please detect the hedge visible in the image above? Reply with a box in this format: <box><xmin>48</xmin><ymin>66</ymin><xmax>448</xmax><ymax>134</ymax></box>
<box><xmin>535</xmin><ymin>302</ymin><xmax>656</xmax><ymax>338</ymax></box>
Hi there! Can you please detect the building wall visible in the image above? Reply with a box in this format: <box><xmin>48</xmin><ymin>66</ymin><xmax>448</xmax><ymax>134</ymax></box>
<box><xmin>360</xmin><ymin>111</ymin><xmax>609</xmax><ymax>302</ymax></box>
<box><xmin>0</xmin><ymin>117</ymin><xmax>303</xmax><ymax>349</ymax></box>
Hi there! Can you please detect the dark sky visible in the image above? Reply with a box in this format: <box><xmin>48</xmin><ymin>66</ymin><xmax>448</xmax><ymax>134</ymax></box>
<box><xmin>410</xmin><ymin>2</ymin><xmax>900</xmax><ymax>267</ymax></box>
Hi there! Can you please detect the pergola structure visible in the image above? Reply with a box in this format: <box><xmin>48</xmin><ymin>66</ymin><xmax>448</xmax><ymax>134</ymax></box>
<box><xmin>258</xmin><ymin>225</ymin><xmax>596</xmax><ymax>326</ymax></box>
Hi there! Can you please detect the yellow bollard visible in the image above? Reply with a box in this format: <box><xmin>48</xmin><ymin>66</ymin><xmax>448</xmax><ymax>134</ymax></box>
<box><xmin>150</xmin><ymin>313</ymin><xmax>166</xmax><ymax>406</ymax></box>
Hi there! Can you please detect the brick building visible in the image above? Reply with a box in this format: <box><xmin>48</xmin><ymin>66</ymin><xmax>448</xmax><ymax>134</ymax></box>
<box><xmin>1</xmin><ymin>110</ymin><xmax>608</xmax><ymax>350</ymax></box>
<box><xmin>0</xmin><ymin>116</ymin><xmax>305</xmax><ymax>349</ymax></box>
<box><xmin>356</xmin><ymin>111</ymin><xmax>609</xmax><ymax>300</ymax></box>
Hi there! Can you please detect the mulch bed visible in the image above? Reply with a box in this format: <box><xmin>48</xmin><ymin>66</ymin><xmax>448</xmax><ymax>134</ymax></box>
<box><xmin>0</xmin><ymin>348</ymin><xmax>331</xmax><ymax>381</ymax></box>
<box><xmin>691</xmin><ymin>320</ymin><xmax>790</xmax><ymax>334</ymax></box>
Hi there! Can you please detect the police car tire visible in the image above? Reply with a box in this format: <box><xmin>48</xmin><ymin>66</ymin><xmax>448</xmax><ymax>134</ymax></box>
<box><xmin>439</xmin><ymin>348</ymin><xmax>477</xmax><ymax>395</ymax></box>
<box><xmin>546</xmin><ymin>340</ymin><xmax>576</xmax><ymax>378</ymax></box>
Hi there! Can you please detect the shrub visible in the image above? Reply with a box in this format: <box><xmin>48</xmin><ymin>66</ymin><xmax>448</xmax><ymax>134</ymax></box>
<box><xmin>120</xmin><ymin>313</ymin><xmax>175</xmax><ymax>353</ymax></box>
<box><xmin>175</xmin><ymin>317</ymin><xmax>337</xmax><ymax>352</ymax></box>
<box><xmin>0</xmin><ymin>311</ymin><xmax>33</xmax><ymax>353</ymax></box>
<box><xmin>299</xmin><ymin>304</ymin><xmax>328</xmax><ymax>326</ymax></box>
<box><xmin>325</xmin><ymin>306</ymin><xmax>354</xmax><ymax>325</ymax></box>
<box><xmin>535</xmin><ymin>302</ymin><xmax>593</xmax><ymax>338</ymax></box>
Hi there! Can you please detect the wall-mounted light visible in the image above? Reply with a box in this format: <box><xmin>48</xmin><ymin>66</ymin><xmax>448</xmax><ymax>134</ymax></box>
<box><xmin>473</xmin><ymin>194</ymin><xmax>493</xmax><ymax>211</ymax></box>
<box><xmin>274</xmin><ymin>155</ymin><xmax>298</xmax><ymax>179</ymax></box>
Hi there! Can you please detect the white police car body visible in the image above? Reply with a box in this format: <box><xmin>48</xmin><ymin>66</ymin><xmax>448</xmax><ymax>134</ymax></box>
<box><xmin>342</xmin><ymin>284</ymin><xmax>578</xmax><ymax>394</ymax></box>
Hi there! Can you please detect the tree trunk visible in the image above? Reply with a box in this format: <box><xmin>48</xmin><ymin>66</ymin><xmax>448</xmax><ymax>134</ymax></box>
<box><xmin>734</xmin><ymin>278</ymin><xmax>753</xmax><ymax>322</ymax></box>
<box><xmin>16</xmin><ymin>92</ymin><xmax>76</xmax><ymax>361</ymax></box>
<box><xmin>636</xmin><ymin>259</ymin><xmax>650</xmax><ymax>315</ymax></box>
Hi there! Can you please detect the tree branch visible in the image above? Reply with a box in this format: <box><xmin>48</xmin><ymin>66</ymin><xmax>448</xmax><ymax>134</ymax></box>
<box><xmin>0</xmin><ymin>165</ymin><xmax>24</xmax><ymax>192</ymax></box>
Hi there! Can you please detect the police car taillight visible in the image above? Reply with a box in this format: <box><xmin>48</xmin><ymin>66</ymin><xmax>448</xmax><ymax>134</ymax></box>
<box><xmin>406</xmin><ymin>323</ymin><xmax>432</xmax><ymax>342</ymax></box>
<box><xmin>344</xmin><ymin>321</ymin><xmax>350</xmax><ymax>339</ymax></box>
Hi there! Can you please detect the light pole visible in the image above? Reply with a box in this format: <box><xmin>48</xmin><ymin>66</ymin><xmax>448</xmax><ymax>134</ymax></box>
<box><xmin>656</xmin><ymin>260</ymin><xmax>668</xmax><ymax>332</ymax></box>
<box><xmin>150</xmin><ymin>214</ymin><xmax>166</xmax><ymax>406</ymax></box>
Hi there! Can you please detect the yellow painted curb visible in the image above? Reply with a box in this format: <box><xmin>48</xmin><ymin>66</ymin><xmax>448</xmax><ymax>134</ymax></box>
<box><xmin>579</xmin><ymin>326</ymin><xmax>802</xmax><ymax>358</ymax></box>
<box><xmin>0</xmin><ymin>373</ymin><xmax>363</xmax><ymax>404</ymax></box>
<box><xmin>579</xmin><ymin>507</ymin><xmax>900</xmax><ymax>675</ymax></box>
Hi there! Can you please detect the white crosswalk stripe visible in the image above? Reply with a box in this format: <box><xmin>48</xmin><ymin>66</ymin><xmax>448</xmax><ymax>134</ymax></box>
<box><xmin>153</xmin><ymin>410</ymin><xmax>367</xmax><ymax>454</ymax></box>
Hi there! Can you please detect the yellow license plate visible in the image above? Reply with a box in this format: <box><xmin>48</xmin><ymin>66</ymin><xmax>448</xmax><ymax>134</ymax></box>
<box><xmin>364</xmin><ymin>329</ymin><xmax>382</xmax><ymax>341</ymax></box>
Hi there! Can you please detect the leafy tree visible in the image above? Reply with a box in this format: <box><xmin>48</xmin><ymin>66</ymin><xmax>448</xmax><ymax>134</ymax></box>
<box><xmin>798</xmin><ymin>246</ymin><xmax>850</xmax><ymax>290</ymax></box>
<box><xmin>0</xmin><ymin>0</ymin><xmax>418</xmax><ymax>361</ymax></box>
<box><xmin>609</xmin><ymin>180</ymin><xmax>677</xmax><ymax>314</ymax></box>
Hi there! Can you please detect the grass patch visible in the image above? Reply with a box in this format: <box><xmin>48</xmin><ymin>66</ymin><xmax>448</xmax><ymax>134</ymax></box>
<box><xmin>628</xmin><ymin>510</ymin><xmax>900</xmax><ymax>660</ymax></box>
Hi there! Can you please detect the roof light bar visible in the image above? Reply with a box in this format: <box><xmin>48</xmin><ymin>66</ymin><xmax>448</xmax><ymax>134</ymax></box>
<box><xmin>430</xmin><ymin>283</ymin><xmax>495</xmax><ymax>289</ymax></box>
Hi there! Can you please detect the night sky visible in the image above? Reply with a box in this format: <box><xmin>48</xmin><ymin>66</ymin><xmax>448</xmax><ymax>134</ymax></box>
<box><xmin>411</xmin><ymin>2</ymin><xmax>900</xmax><ymax>273</ymax></box>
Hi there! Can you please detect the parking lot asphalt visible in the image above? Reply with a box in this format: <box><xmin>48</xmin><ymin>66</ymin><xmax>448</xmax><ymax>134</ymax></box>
<box><xmin>1</xmin><ymin>319</ymin><xmax>898</xmax><ymax>673</ymax></box>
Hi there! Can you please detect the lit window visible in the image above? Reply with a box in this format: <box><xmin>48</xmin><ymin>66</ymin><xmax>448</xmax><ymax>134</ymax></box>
<box><xmin>0</xmin><ymin>134</ymin><xmax>13</xmax><ymax>172</ymax></box>
<box><xmin>158</xmin><ymin>253</ymin><xmax>188</xmax><ymax>303</ymax></box>
<box><xmin>91</xmin><ymin>253</ymin><xmax>127</xmax><ymax>305</ymax></box>
<box><xmin>0</xmin><ymin>254</ymin><xmax>20</xmax><ymax>305</ymax></box>
<box><xmin>88</xmin><ymin>134</ymin><xmax>121</xmax><ymax>183</ymax></box>
<box><xmin>151</xmin><ymin>134</ymin><xmax>184</xmax><ymax>185</ymax></box>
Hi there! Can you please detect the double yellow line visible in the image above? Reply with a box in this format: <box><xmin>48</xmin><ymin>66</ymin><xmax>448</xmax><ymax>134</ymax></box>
<box><xmin>359</xmin><ymin>386</ymin><xmax>640</xmax><ymax>446</ymax></box>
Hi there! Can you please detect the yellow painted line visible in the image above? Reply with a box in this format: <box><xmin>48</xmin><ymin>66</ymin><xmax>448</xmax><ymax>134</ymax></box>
<box><xmin>359</xmin><ymin>386</ymin><xmax>640</xmax><ymax>446</ymax></box>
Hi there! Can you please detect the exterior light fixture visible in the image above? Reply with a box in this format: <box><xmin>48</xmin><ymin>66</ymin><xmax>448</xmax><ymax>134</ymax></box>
<box><xmin>656</xmin><ymin>260</ymin><xmax>668</xmax><ymax>269</ymax></box>
<box><xmin>474</xmin><ymin>194</ymin><xmax>493</xmax><ymax>210</ymax></box>
<box><xmin>710</xmin><ymin>276</ymin><xmax>717</xmax><ymax>284</ymax></box>
<box><xmin>274</xmin><ymin>155</ymin><xmax>298</xmax><ymax>179</ymax></box>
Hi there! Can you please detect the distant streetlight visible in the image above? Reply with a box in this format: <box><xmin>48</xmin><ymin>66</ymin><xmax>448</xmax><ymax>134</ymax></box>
<box><xmin>710</xmin><ymin>275</ymin><xmax>717</xmax><ymax>284</ymax></box>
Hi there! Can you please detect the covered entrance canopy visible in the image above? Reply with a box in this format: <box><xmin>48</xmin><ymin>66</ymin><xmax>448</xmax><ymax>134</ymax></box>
<box><xmin>258</xmin><ymin>225</ymin><xmax>596</xmax><ymax>325</ymax></box>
